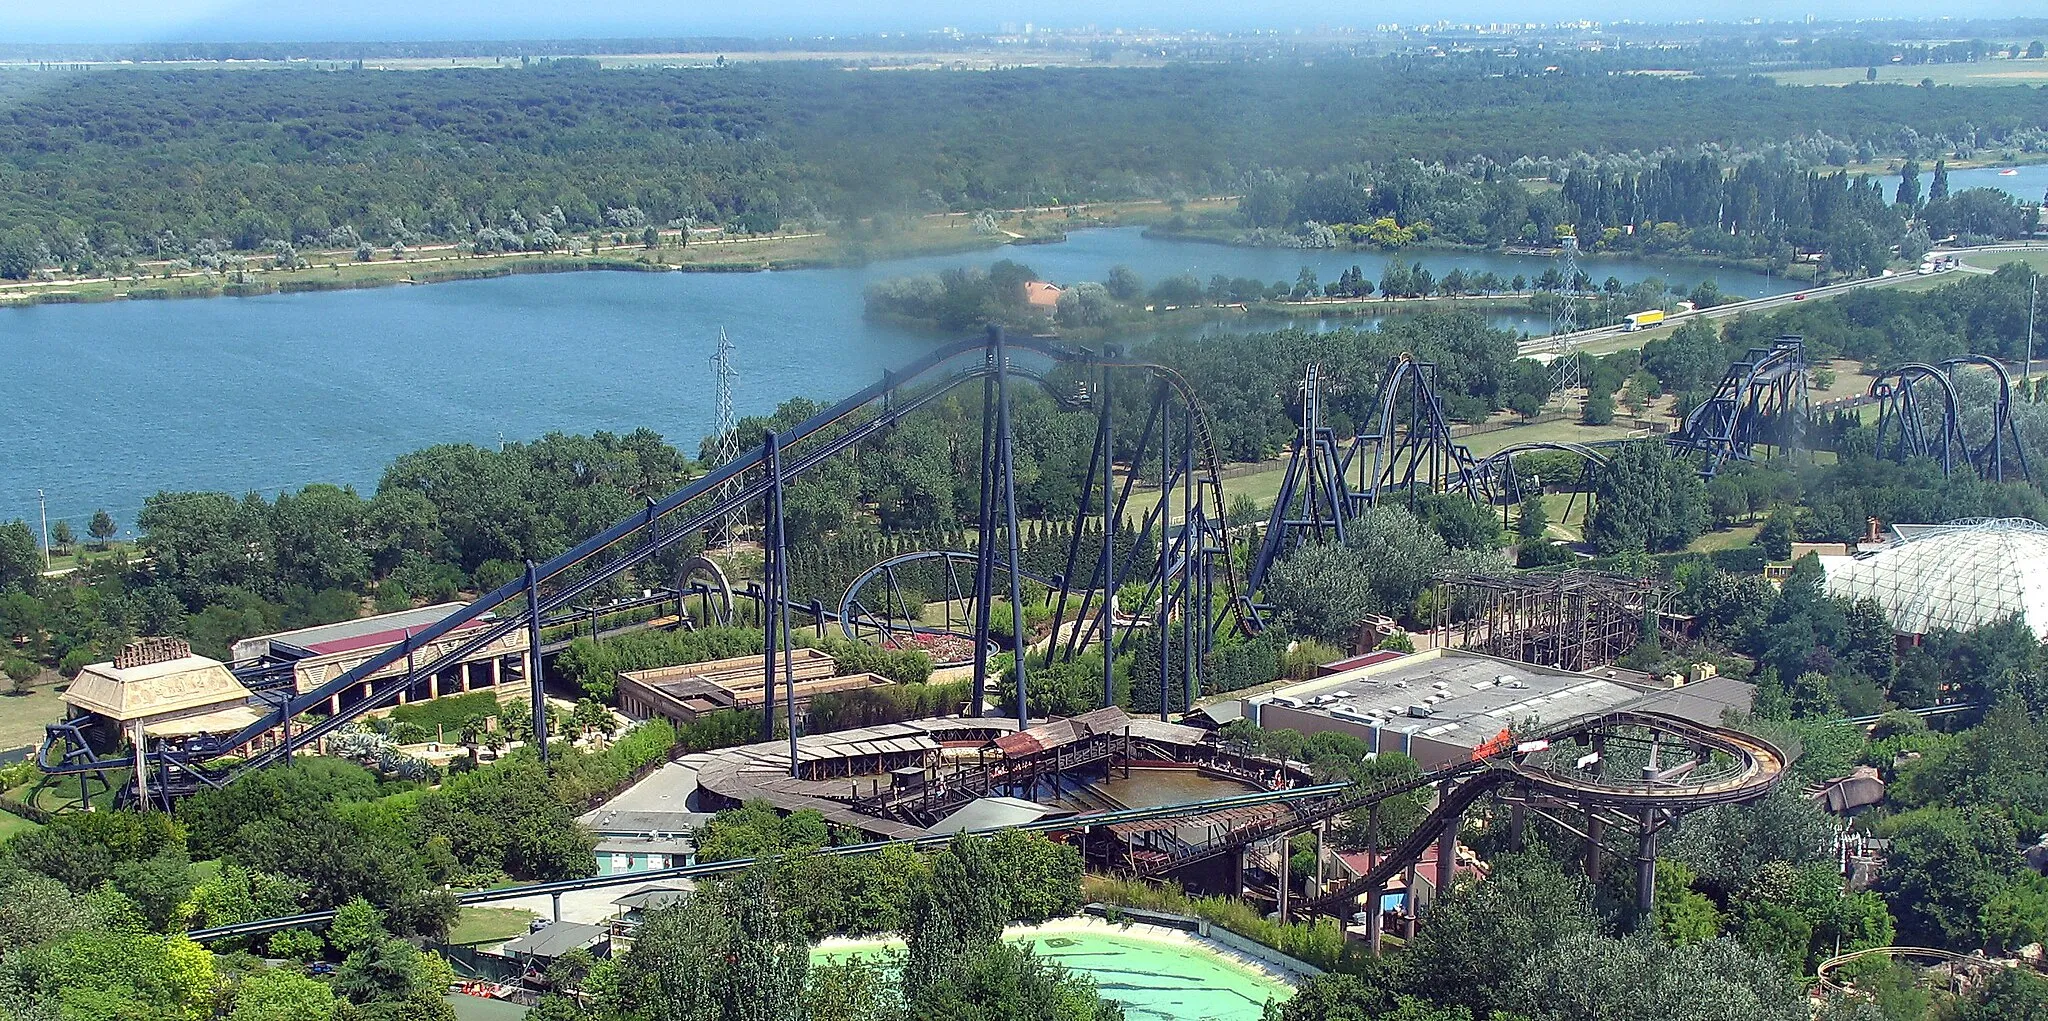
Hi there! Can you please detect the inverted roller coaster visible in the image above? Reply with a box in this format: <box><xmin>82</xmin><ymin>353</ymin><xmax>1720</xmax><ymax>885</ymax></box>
<box><xmin>42</xmin><ymin>330</ymin><xmax>1254</xmax><ymax>806</ymax></box>
<box><xmin>1248</xmin><ymin>356</ymin><xmax>1492</xmax><ymax>597</ymax></box>
<box><xmin>1865</xmin><ymin>356</ymin><xmax>2030</xmax><ymax>483</ymax></box>
<box><xmin>1669</xmin><ymin>335</ymin><xmax>1808</xmax><ymax>477</ymax></box>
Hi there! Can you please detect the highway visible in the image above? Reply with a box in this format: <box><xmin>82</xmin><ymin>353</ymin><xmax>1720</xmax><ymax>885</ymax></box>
<box><xmin>1517</xmin><ymin>242</ymin><xmax>2048</xmax><ymax>360</ymax></box>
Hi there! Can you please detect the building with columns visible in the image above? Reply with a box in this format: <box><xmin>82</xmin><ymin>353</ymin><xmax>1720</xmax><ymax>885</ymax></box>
<box><xmin>61</xmin><ymin>637</ymin><xmax>258</xmax><ymax>804</ymax></box>
<box><xmin>232</xmin><ymin>603</ymin><xmax>530</xmax><ymax>717</ymax></box>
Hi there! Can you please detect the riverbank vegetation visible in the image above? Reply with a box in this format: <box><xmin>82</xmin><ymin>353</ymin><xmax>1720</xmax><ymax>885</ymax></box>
<box><xmin>1191</xmin><ymin>150</ymin><xmax>2040</xmax><ymax>280</ymax></box>
<box><xmin>1</xmin><ymin>57</ymin><xmax>2042</xmax><ymax>287</ymax></box>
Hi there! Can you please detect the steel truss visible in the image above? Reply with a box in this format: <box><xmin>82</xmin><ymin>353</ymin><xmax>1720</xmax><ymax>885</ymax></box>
<box><xmin>1468</xmin><ymin>440</ymin><xmax>1610</xmax><ymax>513</ymax></box>
<box><xmin>1869</xmin><ymin>362</ymin><xmax>1968</xmax><ymax>475</ymax></box>
<box><xmin>1430</xmin><ymin>568</ymin><xmax>1677</xmax><ymax>672</ymax></box>
<box><xmin>41</xmin><ymin>330</ymin><xmax>1249</xmax><ymax>805</ymax></box>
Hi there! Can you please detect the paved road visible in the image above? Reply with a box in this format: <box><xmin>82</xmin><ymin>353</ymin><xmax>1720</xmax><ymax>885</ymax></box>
<box><xmin>1517</xmin><ymin>242</ymin><xmax>2048</xmax><ymax>359</ymax></box>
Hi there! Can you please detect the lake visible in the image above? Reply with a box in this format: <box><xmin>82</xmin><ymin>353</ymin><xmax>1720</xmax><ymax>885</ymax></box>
<box><xmin>1</xmin><ymin>227</ymin><xmax>1788</xmax><ymax>534</ymax></box>
<box><xmin>1878</xmin><ymin>164</ymin><xmax>2048</xmax><ymax>205</ymax></box>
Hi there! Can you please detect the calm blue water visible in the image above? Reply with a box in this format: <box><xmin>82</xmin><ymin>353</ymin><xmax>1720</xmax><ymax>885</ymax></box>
<box><xmin>1</xmin><ymin>228</ymin><xmax>1786</xmax><ymax>534</ymax></box>
<box><xmin>1879</xmin><ymin>164</ymin><xmax>2048</xmax><ymax>205</ymax></box>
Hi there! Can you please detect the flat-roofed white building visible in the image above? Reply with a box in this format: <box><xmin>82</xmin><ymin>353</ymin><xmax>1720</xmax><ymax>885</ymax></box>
<box><xmin>1240</xmin><ymin>649</ymin><xmax>1743</xmax><ymax>770</ymax></box>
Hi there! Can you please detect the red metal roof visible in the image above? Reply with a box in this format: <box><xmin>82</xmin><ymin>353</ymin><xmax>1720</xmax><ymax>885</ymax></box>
<box><xmin>304</xmin><ymin>619</ymin><xmax>491</xmax><ymax>656</ymax></box>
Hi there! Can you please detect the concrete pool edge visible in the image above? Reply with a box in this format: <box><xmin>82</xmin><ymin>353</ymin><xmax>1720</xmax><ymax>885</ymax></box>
<box><xmin>811</xmin><ymin>912</ymin><xmax>1317</xmax><ymax>990</ymax></box>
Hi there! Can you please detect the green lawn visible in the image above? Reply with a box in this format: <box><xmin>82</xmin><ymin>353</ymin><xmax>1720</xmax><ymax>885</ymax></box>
<box><xmin>0</xmin><ymin>810</ymin><xmax>40</xmax><ymax>843</ymax></box>
<box><xmin>0</xmin><ymin>684</ymin><xmax>68</xmax><ymax>752</ymax></box>
<box><xmin>1964</xmin><ymin>251</ymin><xmax>2048</xmax><ymax>275</ymax></box>
<box><xmin>1207</xmin><ymin>415</ymin><xmax>1640</xmax><ymax>517</ymax></box>
<box><xmin>1463</xmin><ymin>417</ymin><xmax>1641</xmax><ymax>458</ymax></box>
<box><xmin>1536</xmin><ymin>492</ymin><xmax>1591</xmax><ymax>543</ymax></box>
<box><xmin>40</xmin><ymin>542</ymin><xmax>137</xmax><ymax>574</ymax></box>
<box><xmin>449</xmin><ymin>906</ymin><xmax>540</xmax><ymax>947</ymax></box>
<box><xmin>1689</xmin><ymin>523</ymin><xmax>1764</xmax><ymax>553</ymax></box>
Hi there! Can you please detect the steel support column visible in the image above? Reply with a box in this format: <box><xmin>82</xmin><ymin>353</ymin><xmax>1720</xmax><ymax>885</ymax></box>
<box><xmin>995</xmin><ymin>327</ymin><xmax>1030</xmax><ymax>729</ymax></box>
<box><xmin>761</xmin><ymin>432</ymin><xmax>783</xmax><ymax>743</ymax></box>
<box><xmin>525</xmin><ymin>559</ymin><xmax>548</xmax><ymax>766</ymax></box>
<box><xmin>767</xmin><ymin>430</ymin><xmax>798</xmax><ymax>778</ymax></box>
<box><xmin>1435</xmin><ymin>816</ymin><xmax>1458</xmax><ymax>901</ymax></box>
<box><xmin>1181</xmin><ymin>410</ymin><xmax>1197</xmax><ymax>715</ymax></box>
<box><xmin>1100</xmin><ymin>362</ymin><xmax>1116</xmax><ymax>709</ymax></box>
<box><xmin>1157</xmin><ymin>398</ymin><xmax>1173</xmax><ymax>722</ymax></box>
<box><xmin>1636</xmin><ymin>807</ymin><xmax>1659</xmax><ymax>915</ymax></box>
<box><xmin>969</xmin><ymin>344</ymin><xmax>1001</xmax><ymax>719</ymax></box>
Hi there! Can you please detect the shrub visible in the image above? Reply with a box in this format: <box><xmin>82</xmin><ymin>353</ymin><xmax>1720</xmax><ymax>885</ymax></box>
<box><xmin>59</xmin><ymin>648</ymin><xmax>95</xmax><ymax>677</ymax></box>
<box><xmin>1082</xmin><ymin>875</ymin><xmax>1362</xmax><ymax>973</ymax></box>
<box><xmin>387</xmin><ymin>690</ymin><xmax>502</xmax><ymax>735</ymax></box>
<box><xmin>266</xmin><ymin>928</ymin><xmax>324</xmax><ymax>961</ymax></box>
<box><xmin>1707</xmin><ymin>546</ymin><xmax>1768</xmax><ymax>575</ymax></box>
<box><xmin>4</xmin><ymin>658</ymin><xmax>36</xmax><ymax>693</ymax></box>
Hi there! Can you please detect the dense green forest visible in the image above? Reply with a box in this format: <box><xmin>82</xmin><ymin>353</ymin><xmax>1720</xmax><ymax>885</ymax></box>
<box><xmin>1</xmin><ymin>59</ymin><xmax>2044</xmax><ymax>276</ymax></box>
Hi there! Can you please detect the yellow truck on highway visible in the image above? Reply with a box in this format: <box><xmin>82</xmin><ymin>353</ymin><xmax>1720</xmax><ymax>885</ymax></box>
<box><xmin>1623</xmin><ymin>309</ymin><xmax>1666</xmax><ymax>332</ymax></box>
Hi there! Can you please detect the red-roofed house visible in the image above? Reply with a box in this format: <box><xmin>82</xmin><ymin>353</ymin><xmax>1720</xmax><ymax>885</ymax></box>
<box><xmin>1024</xmin><ymin>281</ymin><xmax>1065</xmax><ymax>310</ymax></box>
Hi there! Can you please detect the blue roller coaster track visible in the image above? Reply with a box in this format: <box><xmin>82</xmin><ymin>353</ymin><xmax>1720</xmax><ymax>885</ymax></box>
<box><xmin>41</xmin><ymin>330</ymin><xmax>1253</xmax><ymax>807</ymax></box>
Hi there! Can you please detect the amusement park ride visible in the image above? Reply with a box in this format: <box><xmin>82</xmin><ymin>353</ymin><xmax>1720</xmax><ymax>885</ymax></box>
<box><xmin>35</xmin><ymin>324</ymin><xmax>2025</xmax><ymax>934</ymax></box>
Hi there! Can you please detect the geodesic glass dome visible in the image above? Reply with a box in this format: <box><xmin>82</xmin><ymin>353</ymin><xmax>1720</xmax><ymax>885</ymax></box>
<box><xmin>1819</xmin><ymin>518</ymin><xmax>2048</xmax><ymax>636</ymax></box>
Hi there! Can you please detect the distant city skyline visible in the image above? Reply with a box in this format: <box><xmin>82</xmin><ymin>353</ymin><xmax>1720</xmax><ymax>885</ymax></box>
<box><xmin>4</xmin><ymin>0</ymin><xmax>2044</xmax><ymax>44</ymax></box>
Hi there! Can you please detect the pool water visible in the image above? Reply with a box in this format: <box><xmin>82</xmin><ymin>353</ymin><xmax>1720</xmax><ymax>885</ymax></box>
<box><xmin>1092</xmin><ymin>767</ymin><xmax>1259</xmax><ymax>809</ymax></box>
<box><xmin>814</xmin><ymin>928</ymin><xmax>1294</xmax><ymax>1021</ymax></box>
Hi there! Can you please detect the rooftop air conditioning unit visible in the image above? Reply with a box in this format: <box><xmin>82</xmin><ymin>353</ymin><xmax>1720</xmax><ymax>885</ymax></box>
<box><xmin>1406</xmin><ymin>704</ymin><xmax>1435</xmax><ymax>718</ymax></box>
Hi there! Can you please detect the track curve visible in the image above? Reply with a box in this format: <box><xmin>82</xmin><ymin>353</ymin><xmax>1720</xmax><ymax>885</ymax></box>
<box><xmin>1296</xmin><ymin>710</ymin><xmax>1789</xmax><ymax>914</ymax></box>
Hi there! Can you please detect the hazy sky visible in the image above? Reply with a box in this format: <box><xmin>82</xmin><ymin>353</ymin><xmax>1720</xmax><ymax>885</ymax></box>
<box><xmin>3</xmin><ymin>0</ymin><xmax>2041</xmax><ymax>42</ymax></box>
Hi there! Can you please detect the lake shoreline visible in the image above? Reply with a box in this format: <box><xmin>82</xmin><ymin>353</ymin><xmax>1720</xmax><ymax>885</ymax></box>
<box><xmin>6</xmin><ymin>225</ymin><xmax>1793</xmax><ymax>530</ymax></box>
<box><xmin>1138</xmin><ymin>226</ymin><xmax>1816</xmax><ymax>282</ymax></box>
<box><xmin>0</xmin><ymin>235</ymin><xmax>1030</xmax><ymax>309</ymax></box>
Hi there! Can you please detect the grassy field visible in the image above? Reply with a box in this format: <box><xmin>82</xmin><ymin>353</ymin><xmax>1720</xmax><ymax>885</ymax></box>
<box><xmin>449</xmin><ymin>906</ymin><xmax>541</xmax><ymax>947</ymax></box>
<box><xmin>1204</xmin><ymin>412</ymin><xmax>1645</xmax><ymax>517</ymax></box>
<box><xmin>0</xmin><ymin>684</ymin><xmax>67</xmax><ymax>753</ymax></box>
<box><xmin>1690</xmin><ymin>522</ymin><xmax>1765</xmax><ymax>553</ymax></box>
<box><xmin>1769</xmin><ymin>61</ymin><xmax>2048</xmax><ymax>88</ymax></box>
<box><xmin>1535</xmin><ymin>492</ymin><xmax>1591</xmax><ymax>543</ymax></box>
<box><xmin>39</xmin><ymin>542</ymin><xmax>137</xmax><ymax>574</ymax></box>
<box><xmin>1964</xmin><ymin>251</ymin><xmax>2048</xmax><ymax>274</ymax></box>
<box><xmin>0</xmin><ymin>810</ymin><xmax>39</xmax><ymax>844</ymax></box>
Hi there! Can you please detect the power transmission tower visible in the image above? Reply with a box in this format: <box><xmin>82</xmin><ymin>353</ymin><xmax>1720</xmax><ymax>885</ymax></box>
<box><xmin>711</xmin><ymin>328</ymin><xmax>742</xmax><ymax>550</ymax></box>
<box><xmin>1548</xmin><ymin>232</ymin><xmax>1583</xmax><ymax>398</ymax></box>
